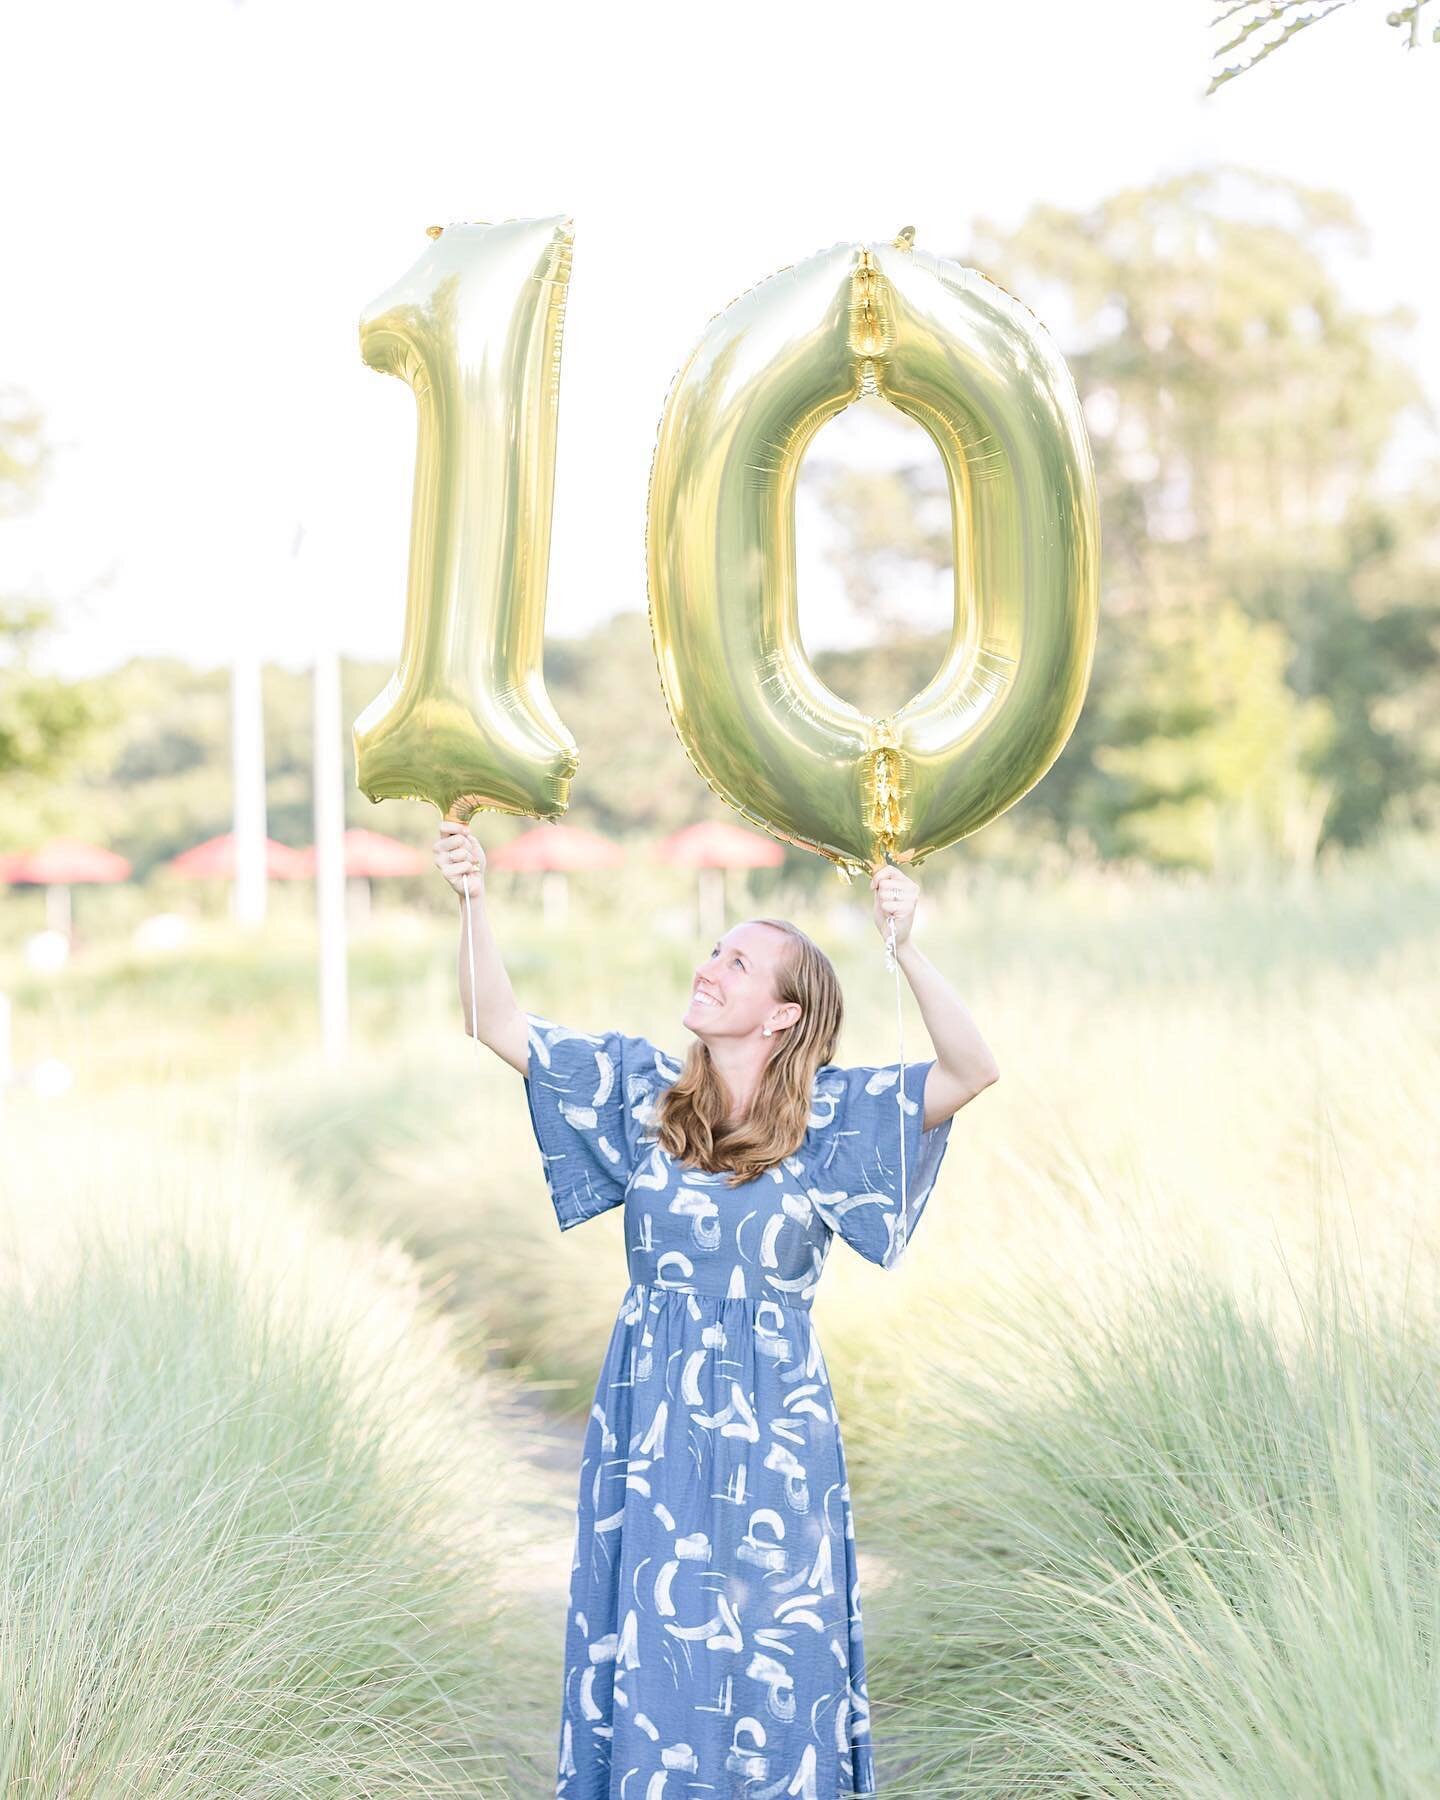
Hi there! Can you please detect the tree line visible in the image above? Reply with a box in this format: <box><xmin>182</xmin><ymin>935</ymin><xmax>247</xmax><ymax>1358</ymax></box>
<box><xmin>3</xmin><ymin>169</ymin><xmax>1437</xmax><ymax>885</ymax></box>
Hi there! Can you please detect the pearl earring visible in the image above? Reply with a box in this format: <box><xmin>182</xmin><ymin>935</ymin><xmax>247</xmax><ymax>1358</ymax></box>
<box><xmin>763</xmin><ymin>1027</ymin><xmax>772</xmax><ymax>1037</ymax></box>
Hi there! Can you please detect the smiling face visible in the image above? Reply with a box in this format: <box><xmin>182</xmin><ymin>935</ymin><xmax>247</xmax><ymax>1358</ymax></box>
<box><xmin>684</xmin><ymin>920</ymin><xmax>802</xmax><ymax>1044</ymax></box>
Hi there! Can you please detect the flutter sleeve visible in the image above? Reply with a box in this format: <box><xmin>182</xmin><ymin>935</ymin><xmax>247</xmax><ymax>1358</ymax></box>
<box><xmin>522</xmin><ymin>1012</ymin><xmax>674</xmax><ymax>1232</ymax></box>
<box><xmin>804</xmin><ymin>1058</ymin><xmax>954</xmax><ymax>1269</ymax></box>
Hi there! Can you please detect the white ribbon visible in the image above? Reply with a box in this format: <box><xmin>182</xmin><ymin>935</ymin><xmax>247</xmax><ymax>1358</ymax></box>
<box><xmin>463</xmin><ymin>870</ymin><xmax>480</xmax><ymax>1046</ymax></box>
<box><xmin>880</xmin><ymin>861</ymin><xmax>910</xmax><ymax>1262</ymax></box>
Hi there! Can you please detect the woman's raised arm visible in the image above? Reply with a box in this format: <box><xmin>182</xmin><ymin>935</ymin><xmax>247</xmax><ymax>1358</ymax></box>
<box><xmin>433</xmin><ymin>820</ymin><xmax>529</xmax><ymax>1074</ymax></box>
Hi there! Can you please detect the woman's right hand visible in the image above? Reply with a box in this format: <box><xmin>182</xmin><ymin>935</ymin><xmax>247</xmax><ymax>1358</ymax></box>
<box><xmin>433</xmin><ymin>819</ymin><xmax>486</xmax><ymax>896</ymax></box>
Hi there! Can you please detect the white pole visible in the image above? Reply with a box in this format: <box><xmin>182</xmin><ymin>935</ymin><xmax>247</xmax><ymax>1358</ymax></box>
<box><xmin>541</xmin><ymin>869</ymin><xmax>568</xmax><ymax>928</ymax></box>
<box><xmin>45</xmin><ymin>883</ymin><xmax>71</xmax><ymax>939</ymax></box>
<box><xmin>231</xmin><ymin>648</ymin><xmax>267</xmax><ymax>929</ymax></box>
<box><xmin>312</xmin><ymin>587</ymin><xmax>349</xmax><ymax>1065</ymax></box>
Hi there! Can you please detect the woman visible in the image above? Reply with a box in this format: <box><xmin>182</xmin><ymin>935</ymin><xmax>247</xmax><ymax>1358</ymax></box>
<box><xmin>433</xmin><ymin>819</ymin><xmax>999</xmax><ymax>1798</ymax></box>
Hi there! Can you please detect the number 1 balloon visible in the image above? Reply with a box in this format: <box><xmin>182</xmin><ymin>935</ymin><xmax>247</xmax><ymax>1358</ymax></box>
<box><xmin>645</xmin><ymin>227</ymin><xmax>1101</xmax><ymax>878</ymax></box>
<box><xmin>353</xmin><ymin>215</ymin><xmax>579</xmax><ymax>824</ymax></box>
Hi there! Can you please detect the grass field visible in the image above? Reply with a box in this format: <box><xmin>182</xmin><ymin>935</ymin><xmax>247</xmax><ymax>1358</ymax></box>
<box><xmin>2</xmin><ymin>829</ymin><xmax>1437</xmax><ymax>1793</ymax></box>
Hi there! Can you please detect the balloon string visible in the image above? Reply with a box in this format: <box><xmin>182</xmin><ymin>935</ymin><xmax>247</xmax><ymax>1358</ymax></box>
<box><xmin>463</xmin><ymin>871</ymin><xmax>480</xmax><ymax>1048</ymax></box>
<box><xmin>883</xmin><ymin>908</ymin><xmax>909</xmax><ymax>1262</ymax></box>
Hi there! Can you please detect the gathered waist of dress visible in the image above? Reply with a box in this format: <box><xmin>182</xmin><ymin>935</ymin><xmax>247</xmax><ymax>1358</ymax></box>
<box><xmin>624</xmin><ymin>1277</ymin><xmax>815</xmax><ymax>1314</ymax></box>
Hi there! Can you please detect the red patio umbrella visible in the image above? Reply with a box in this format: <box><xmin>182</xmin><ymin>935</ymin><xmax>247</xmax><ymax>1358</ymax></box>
<box><xmin>655</xmin><ymin>820</ymin><xmax>785</xmax><ymax>871</ymax></box>
<box><xmin>4</xmin><ymin>838</ymin><xmax>132</xmax><ymax>938</ymax></box>
<box><xmin>487</xmin><ymin>824</ymin><xmax>624</xmax><ymax>924</ymax></box>
<box><xmin>654</xmin><ymin>820</ymin><xmax>784</xmax><ymax>939</ymax></box>
<box><xmin>290</xmin><ymin>828</ymin><xmax>430</xmax><ymax>878</ymax></box>
<box><xmin>488</xmin><ymin>824</ymin><xmax>624</xmax><ymax>873</ymax></box>
<box><xmin>167</xmin><ymin>834</ymin><xmax>310</xmax><ymax>880</ymax></box>
<box><xmin>291</xmin><ymin>828</ymin><xmax>431</xmax><ymax>923</ymax></box>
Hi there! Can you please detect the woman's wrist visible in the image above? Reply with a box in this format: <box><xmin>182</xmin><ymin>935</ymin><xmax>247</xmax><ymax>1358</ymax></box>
<box><xmin>894</xmin><ymin>933</ymin><xmax>926</xmax><ymax>972</ymax></box>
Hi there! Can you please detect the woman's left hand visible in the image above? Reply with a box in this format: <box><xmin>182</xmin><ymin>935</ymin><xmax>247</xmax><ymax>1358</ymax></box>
<box><xmin>871</xmin><ymin>861</ymin><xmax>919</xmax><ymax>949</ymax></box>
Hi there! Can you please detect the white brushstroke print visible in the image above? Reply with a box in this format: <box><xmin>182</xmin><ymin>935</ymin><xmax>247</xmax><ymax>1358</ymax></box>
<box><xmin>521</xmin><ymin>1012</ymin><xmax>955</xmax><ymax>1797</ymax></box>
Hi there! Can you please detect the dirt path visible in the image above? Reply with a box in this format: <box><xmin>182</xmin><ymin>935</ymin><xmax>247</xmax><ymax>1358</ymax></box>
<box><xmin>479</xmin><ymin>1375</ymin><xmax>586</xmax><ymax>1792</ymax></box>
<box><xmin>481</xmin><ymin>1371</ymin><xmax>909</xmax><ymax>1791</ymax></box>
<box><xmin>487</xmin><ymin>1373</ymin><xmax>904</xmax><ymax>1612</ymax></box>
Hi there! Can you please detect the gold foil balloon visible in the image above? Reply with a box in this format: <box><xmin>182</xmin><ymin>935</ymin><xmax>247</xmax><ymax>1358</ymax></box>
<box><xmin>646</xmin><ymin>228</ymin><xmax>1100</xmax><ymax>878</ymax></box>
<box><xmin>353</xmin><ymin>216</ymin><xmax>579</xmax><ymax>823</ymax></box>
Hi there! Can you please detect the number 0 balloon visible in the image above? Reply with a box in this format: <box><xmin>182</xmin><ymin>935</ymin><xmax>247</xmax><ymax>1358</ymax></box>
<box><xmin>646</xmin><ymin>228</ymin><xmax>1101</xmax><ymax>877</ymax></box>
<box><xmin>353</xmin><ymin>216</ymin><xmax>579</xmax><ymax>824</ymax></box>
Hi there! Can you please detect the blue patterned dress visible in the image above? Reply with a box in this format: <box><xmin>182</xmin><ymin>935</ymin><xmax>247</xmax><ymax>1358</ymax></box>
<box><xmin>523</xmin><ymin>1012</ymin><xmax>955</xmax><ymax>1800</ymax></box>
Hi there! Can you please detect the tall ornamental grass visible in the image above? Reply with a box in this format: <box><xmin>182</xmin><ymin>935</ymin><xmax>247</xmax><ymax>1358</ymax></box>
<box><xmin>8</xmin><ymin>831</ymin><xmax>1436</xmax><ymax>1788</ymax></box>
<box><xmin>258</xmin><ymin>829</ymin><xmax>1440</xmax><ymax>1423</ymax></box>
<box><xmin>858</xmin><ymin>1243</ymin><xmax>1440</xmax><ymax>1798</ymax></box>
<box><xmin>0</xmin><ymin>1120</ymin><xmax>525</xmax><ymax>1796</ymax></box>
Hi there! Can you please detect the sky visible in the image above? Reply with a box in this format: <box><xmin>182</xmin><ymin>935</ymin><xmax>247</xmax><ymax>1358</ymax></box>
<box><xmin>2</xmin><ymin>0</ymin><xmax>1436</xmax><ymax>680</ymax></box>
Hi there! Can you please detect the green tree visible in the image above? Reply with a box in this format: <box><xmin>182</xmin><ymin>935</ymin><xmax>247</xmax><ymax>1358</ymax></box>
<box><xmin>1208</xmin><ymin>1</ymin><xmax>1437</xmax><ymax>94</ymax></box>
<box><xmin>807</xmin><ymin>167</ymin><xmax>1440</xmax><ymax>868</ymax></box>
<box><xmin>0</xmin><ymin>386</ymin><xmax>98</xmax><ymax>807</ymax></box>
<box><xmin>1089</xmin><ymin>599</ymin><xmax>1336</xmax><ymax>872</ymax></box>
<box><xmin>18</xmin><ymin>621</ymin><xmax>770</xmax><ymax>882</ymax></box>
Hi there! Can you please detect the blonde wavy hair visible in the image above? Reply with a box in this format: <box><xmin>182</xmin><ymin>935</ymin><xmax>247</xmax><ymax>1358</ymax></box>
<box><xmin>657</xmin><ymin>918</ymin><xmax>844</xmax><ymax>1187</ymax></box>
